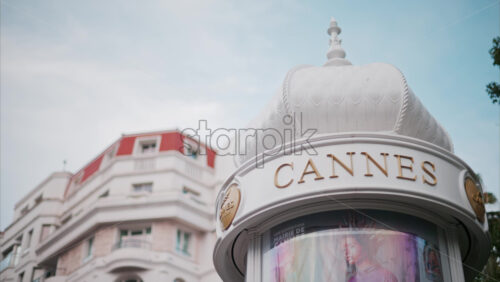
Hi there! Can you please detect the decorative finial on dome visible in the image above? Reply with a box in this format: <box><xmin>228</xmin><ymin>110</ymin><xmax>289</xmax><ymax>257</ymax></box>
<box><xmin>325</xmin><ymin>17</ymin><xmax>351</xmax><ymax>66</ymax></box>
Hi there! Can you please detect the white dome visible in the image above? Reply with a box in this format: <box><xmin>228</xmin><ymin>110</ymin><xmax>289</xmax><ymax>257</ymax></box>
<box><xmin>236</xmin><ymin>20</ymin><xmax>453</xmax><ymax>165</ymax></box>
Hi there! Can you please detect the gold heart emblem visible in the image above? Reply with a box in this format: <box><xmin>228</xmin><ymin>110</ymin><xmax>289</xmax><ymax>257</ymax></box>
<box><xmin>465</xmin><ymin>177</ymin><xmax>485</xmax><ymax>224</ymax></box>
<box><xmin>219</xmin><ymin>184</ymin><xmax>241</xmax><ymax>230</ymax></box>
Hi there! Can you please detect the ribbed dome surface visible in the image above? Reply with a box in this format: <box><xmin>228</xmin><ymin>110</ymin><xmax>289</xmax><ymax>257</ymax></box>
<box><xmin>236</xmin><ymin>20</ymin><xmax>453</xmax><ymax>166</ymax></box>
<box><xmin>287</xmin><ymin>63</ymin><xmax>407</xmax><ymax>133</ymax></box>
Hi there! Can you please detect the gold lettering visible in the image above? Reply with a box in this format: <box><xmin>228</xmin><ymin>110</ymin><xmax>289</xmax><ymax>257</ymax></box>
<box><xmin>298</xmin><ymin>159</ymin><xmax>324</xmax><ymax>184</ymax></box>
<box><xmin>394</xmin><ymin>154</ymin><xmax>417</xmax><ymax>181</ymax></box>
<box><xmin>421</xmin><ymin>161</ymin><xmax>437</xmax><ymax>186</ymax></box>
<box><xmin>327</xmin><ymin>152</ymin><xmax>355</xmax><ymax>178</ymax></box>
<box><xmin>361</xmin><ymin>152</ymin><xmax>389</xmax><ymax>177</ymax></box>
<box><xmin>274</xmin><ymin>163</ymin><xmax>294</xmax><ymax>189</ymax></box>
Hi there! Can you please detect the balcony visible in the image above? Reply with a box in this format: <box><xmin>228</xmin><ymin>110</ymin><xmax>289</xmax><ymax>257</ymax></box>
<box><xmin>0</xmin><ymin>253</ymin><xmax>16</xmax><ymax>274</ymax></box>
<box><xmin>112</xmin><ymin>239</ymin><xmax>152</xmax><ymax>251</ymax></box>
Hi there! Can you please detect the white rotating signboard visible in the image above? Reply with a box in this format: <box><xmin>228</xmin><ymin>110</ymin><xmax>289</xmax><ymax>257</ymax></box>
<box><xmin>224</xmin><ymin>140</ymin><xmax>474</xmax><ymax>230</ymax></box>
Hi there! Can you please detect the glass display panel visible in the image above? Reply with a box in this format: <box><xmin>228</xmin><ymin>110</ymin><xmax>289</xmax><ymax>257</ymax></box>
<box><xmin>262</xmin><ymin>210</ymin><xmax>447</xmax><ymax>282</ymax></box>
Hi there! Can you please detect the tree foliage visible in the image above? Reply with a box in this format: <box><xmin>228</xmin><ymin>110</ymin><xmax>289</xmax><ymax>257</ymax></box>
<box><xmin>488</xmin><ymin>212</ymin><xmax>500</xmax><ymax>258</ymax></box>
<box><xmin>486</xmin><ymin>36</ymin><xmax>500</xmax><ymax>104</ymax></box>
<box><xmin>484</xmin><ymin>192</ymin><xmax>498</xmax><ymax>205</ymax></box>
<box><xmin>486</xmin><ymin>82</ymin><xmax>500</xmax><ymax>104</ymax></box>
<box><xmin>473</xmin><ymin>189</ymin><xmax>500</xmax><ymax>281</ymax></box>
<box><xmin>472</xmin><ymin>174</ymin><xmax>500</xmax><ymax>280</ymax></box>
<box><xmin>474</xmin><ymin>36</ymin><xmax>500</xmax><ymax>281</ymax></box>
<box><xmin>489</xmin><ymin>37</ymin><xmax>500</xmax><ymax>67</ymax></box>
<box><xmin>474</xmin><ymin>211</ymin><xmax>500</xmax><ymax>281</ymax></box>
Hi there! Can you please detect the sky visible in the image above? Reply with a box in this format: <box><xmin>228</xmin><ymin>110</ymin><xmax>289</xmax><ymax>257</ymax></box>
<box><xmin>0</xmin><ymin>0</ymin><xmax>499</xmax><ymax>230</ymax></box>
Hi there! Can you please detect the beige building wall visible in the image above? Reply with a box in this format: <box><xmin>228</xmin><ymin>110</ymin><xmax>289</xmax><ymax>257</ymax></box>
<box><xmin>151</xmin><ymin>221</ymin><xmax>174</xmax><ymax>253</ymax></box>
<box><xmin>93</xmin><ymin>226</ymin><xmax>115</xmax><ymax>258</ymax></box>
<box><xmin>57</xmin><ymin>242</ymin><xmax>83</xmax><ymax>276</ymax></box>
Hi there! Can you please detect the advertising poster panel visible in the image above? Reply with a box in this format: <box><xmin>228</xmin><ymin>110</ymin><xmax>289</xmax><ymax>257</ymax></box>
<box><xmin>262</xmin><ymin>210</ymin><xmax>445</xmax><ymax>282</ymax></box>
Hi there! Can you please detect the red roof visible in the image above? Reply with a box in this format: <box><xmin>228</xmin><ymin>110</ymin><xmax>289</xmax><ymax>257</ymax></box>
<box><xmin>64</xmin><ymin>130</ymin><xmax>216</xmax><ymax>199</ymax></box>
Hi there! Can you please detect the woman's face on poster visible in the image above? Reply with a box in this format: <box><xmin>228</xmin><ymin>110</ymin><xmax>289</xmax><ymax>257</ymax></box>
<box><xmin>343</xmin><ymin>236</ymin><xmax>363</xmax><ymax>264</ymax></box>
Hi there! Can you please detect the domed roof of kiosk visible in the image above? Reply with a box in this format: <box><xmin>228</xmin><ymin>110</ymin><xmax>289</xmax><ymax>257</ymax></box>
<box><xmin>237</xmin><ymin>18</ymin><xmax>453</xmax><ymax>165</ymax></box>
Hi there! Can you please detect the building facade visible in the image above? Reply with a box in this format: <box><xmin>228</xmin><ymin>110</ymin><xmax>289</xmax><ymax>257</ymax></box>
<box><xmin>1</xmin><ymin>130</ymin><xmax>221</xmax><ymax>282</ymax></box>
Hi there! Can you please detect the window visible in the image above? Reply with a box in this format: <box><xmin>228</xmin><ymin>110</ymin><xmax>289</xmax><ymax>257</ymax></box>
<box><xmin>34</xmin><ymin>194</ymin><xmax>43</xmax><ymax>205</ymax></box>
<box><xmin>118</xmin><ymin>227</ymin><xmax>152</xmax><ymax>249</ymax></box>
<box><xmin>40</xmin><ymin>225</ymin><xmax>51</xmax><ymax>242</ymax></box>
<box><xmin>26</xmin><ymin>229</ymin><xmax>33</xmax><ymax>249</ymax></box>
<box><xmin>44</xmin><ymin>269</ymin><xmax>55</xmax><ymax>278</ymax></box>
<box><xmin>183</xmin><ymin>138</ymin><xmax>207</xmax><ymax>165</ymax></box>
<box><xmin>15</xmin><ymin>235</ymin><xmax>23</xmax><ymax>244</ymax></box>
<box><xmin>135</xmin><ymin>137</ymin><xmax>159</xmax><ymax>156</ymax></box>
<box><xmin>87</xmin><ymin>237</ymin><xmax>94</xmax><ymax>257</ymax></box>
<box><xmin>185</xmin><ymin>145</ymin><xmax>199</xmax><ymax>159</ymax></box>
<box><xmin>31</xmin><ymin>267</ymin><xmax>41</xmax><ymax>282</ymax></box>
<box><xmin>184</xmin><ymin>139</ymin><xmax>200</xmax><ymax>159</ymax></box>
<box><xmin>140</xmin><ymin>141</ymin><xmax>156</xmax><ymax>154</ymax></box>
<box><xmin>14</xmin><ymin>236</ymin><xmax>22</xmax><ymax>266</ymax></box>
<box><xmin>176</xmin><ymin>229</ymin><xmax>191</xmax><ymax>256</ymax></box>
<box><xmin>183</xmin><ymin>186</ymin><xmax>205</xmax><ymax>205</ymax></box>
<box><xmin>182</xmin><ymin>186</ymin><xmax>200</xmax><ymax>197</ymax></box>
<box><xmin>83</xmin><ymin>237</ymin><xmax>94</xmax><ymax>262</ymax></box>
<box><xmin>119</xmin><ymin>227</ymin><xmax>151</xmax><ymax>237</ymax></box>
<box><xmin>0</xmin><ymin>247</ymin><xmax>13</xmax><ymax>272</ymax></box>
<box><xmin>133</xmin><ymin>183</ymin><xmax>153</xmax><ymax>193</ymax></box>
<box><xmin>18</xmin><ymin>272</ymin><xmax>24</xmax><ymax>282</ymax></box>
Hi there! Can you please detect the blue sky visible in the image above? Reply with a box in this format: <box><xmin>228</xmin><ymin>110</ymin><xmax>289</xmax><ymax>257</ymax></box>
<box><xmin>0</xmin><ymin>0</ymin><xmax>499</xmax><ymax>229</ymax></box>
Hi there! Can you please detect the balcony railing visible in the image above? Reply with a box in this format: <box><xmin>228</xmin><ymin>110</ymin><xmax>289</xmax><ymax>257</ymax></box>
<box><xmin>112</xmin><ymin>239</ymin><xmax>152</xmax><ymax>251</ymax></box>
<box><xmin>0</xmin><ymin>253</ymin><xmax>15</xmax><ymax>273</ymax></box>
